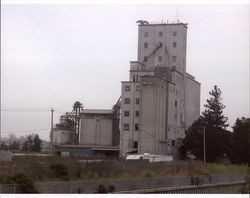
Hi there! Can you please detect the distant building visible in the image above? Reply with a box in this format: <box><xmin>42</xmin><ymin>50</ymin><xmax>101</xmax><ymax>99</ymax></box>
<box><xmin>120</xmin><ymin>21</ymin><xmax>200</xmax><ymax>158</ymax></box>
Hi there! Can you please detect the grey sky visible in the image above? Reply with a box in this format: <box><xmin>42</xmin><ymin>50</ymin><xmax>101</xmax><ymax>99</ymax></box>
<box><xmin>1</xmin><ymin>4</ymin><xmax>249</xmax><ymax>140</ymax></box>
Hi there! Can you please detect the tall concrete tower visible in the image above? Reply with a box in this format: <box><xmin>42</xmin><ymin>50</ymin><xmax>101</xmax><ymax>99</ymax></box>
<box><xmin>120</xmin><ymin>21</ymin><xmax>200</xmax><ymax>158</ymax></box>
<box><xmin>137</xmin><ymin>21</ymin><xmax>188</xmax><ymax>74</ymax></box>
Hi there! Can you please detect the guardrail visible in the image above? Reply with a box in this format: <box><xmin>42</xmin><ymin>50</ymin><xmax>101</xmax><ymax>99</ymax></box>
<box><xmin>0</xmin><ymin>184</ymin><xmax>21</xmax><ymax>193</ymax></box>
<box><xmin>115</xmin><ymin>181</ymin><xmax>246</xmax><ymax>194</ymax></box>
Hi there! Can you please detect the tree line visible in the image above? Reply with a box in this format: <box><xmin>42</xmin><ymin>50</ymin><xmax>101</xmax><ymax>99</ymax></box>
<box><xmin>182</xmin><ymin>85</ymin><xmax>250</xmax><ymax>165</ymax></box>
<box><xmin>0</xmin><ymin>134</ymin><xmax>43</xmax><ymax>152</ymax></box>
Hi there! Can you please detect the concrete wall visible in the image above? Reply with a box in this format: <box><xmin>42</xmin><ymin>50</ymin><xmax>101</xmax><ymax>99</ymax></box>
<box><xmin>120</xmin><ymin>81</ymin><xmax>140</xmax><ymax>156</ymax></box>
<box><xmin>185</xmin><ymin>73</ymin><xmax>201</xmax><ymax>128</ymax></box>
<box><xmin>80</xmin><ymin>112</ymin><xmax>113</xmax><ymax>146</ymax></box>
<box><xmin>53</xmin><ymin>129</ymin><xmax>74</xmax><ymax>145</ymax></box>
<box><xmin>139</xmin><ymin>76</ymin><xmax>168</xmax><ymax>155</ymax></box>
<box><xmin>138</xmin><ymin>23</ymin><xmax>187</xmax><ymax>73</ymax></box>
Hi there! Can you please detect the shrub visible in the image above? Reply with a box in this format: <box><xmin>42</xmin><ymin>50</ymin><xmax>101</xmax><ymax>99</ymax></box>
<box><xmin>191</xmin><ymin>177</ymin><xmax>201</xmax><ymax>185</ymax></box>
<box><xmin>50</xmin><ymin>163</ymin><xmax>68</xmax><ymax>178</ymax></box>
<box><xmin>215</xmin><ymin>157</ymin><xmax>231</xmax><ymax>165</ymax></box>
<box><xmin>108</xmin><ymin>184</ymin><xmax>115</xmax><ymax>192</ymax></box>
<box><xmin>97</xmin><ymin>184</ymin><xmax>107</xmax><ymax>193</ymax></box>
<box><xmin>4</xmin><ymin>173</ymin><xmax>38</xmax><ymax>193</ymax></box>
<box><xmin>141</xmin><ymin>170</ymin><xmax>154</xmax><ymax>178</ymax></box>
<box><xmin>97</xmin><ymin>184</ymin><xmax>115</xmax><ymax>193</ymax></box>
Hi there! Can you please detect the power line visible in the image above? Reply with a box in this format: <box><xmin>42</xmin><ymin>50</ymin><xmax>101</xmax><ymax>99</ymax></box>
<box><xmin>1</xmin><ymin>110</ymin><xmax>50</xmax><ymax>112</ymax></box>
<box><xmin>1</xmin><ymin>108</ymin><xmax>67</xmax><ymax>113</ymax></box>
<box><xmin>1</xmin><ymin>128</ymin><xmax>51</xmax><ymax>134</ymax></box>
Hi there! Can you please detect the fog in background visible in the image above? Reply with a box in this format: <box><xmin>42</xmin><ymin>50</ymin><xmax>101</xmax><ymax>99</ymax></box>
<box><xmin>1</xmin><ymin>4</ymin><xmax>249</xmax><ymax>140</ymax></box>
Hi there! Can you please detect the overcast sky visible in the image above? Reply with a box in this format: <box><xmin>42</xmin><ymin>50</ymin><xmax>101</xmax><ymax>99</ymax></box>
<box><xmin>1</xmin><ymin>4</ymin><xmax>249</xmax><ymax>140</ymax></box>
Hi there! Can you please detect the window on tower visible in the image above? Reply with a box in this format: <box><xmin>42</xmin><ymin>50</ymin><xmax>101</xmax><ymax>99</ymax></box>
<box><xmin>135</xmin><ymin>123</ymin><xmax>139</xmax><ymax>131</ymax></box>
<box><xmin>136</xmin><ymin>98</ymin><xmax>140</xmax><ymax>104</ymax></box>
<box><xmin>124</xmin><ymin>111</ymin><xmax>130</xmax><ymax>117</ymax></box>
<box><xmin>124</xmin><ymin>98</ymin><xmax>130</xmax><ymax>104</ymax></box>
<box><xmin>144</xmin><ymin>42</ymin><xmax>148</xmax><ymax>48</ymax></box>
<box><xmin>158</xmin><ymin>56</ymin><xmax>162</xmax><ymax>62</ymax></box>
<box><xmin>159</xmin><ymin>32</ymin><xmax>163</xmax><ymax>37</ymax></box>
<box><xmin>173</xmin><ymin>42</ymin><xmax>177</xmax><ymax>48</ymax></box>
<box><xmin>144</xmin><ymin>32</ymin><xmax>148</xmax><ymax>37</ymax></box>
<box><xmin>133</xmin><ymin>141</ymin><xmax>138</xmax><ymax>148</ymax></box>
<box><xmin>125</xmin><ymin>85</ymin><xmax>131</xmax><ymax>91</ymax></box>
<box><xmin>172</xmin><ymin>31</ymin><xmax>177</xmax><ymax>36</ymax></box>
<box><xmin>124</xmin><ymin>124</ymin><xmax>129</xmax><ymax>130</ymax></box>
<box><xmin>135</xmin><ymin>111</ymin><xmax>139</xmax><ymax>117</ymax></box>
<box><xmin>172</xmin><ymin>56</ymin><xmax>177</xmax><ymax>62</ymax></box>
<box><xmin>144</xmin><ymin>56</ymin><xmax>148</xmax><ymax>62</ymax></box>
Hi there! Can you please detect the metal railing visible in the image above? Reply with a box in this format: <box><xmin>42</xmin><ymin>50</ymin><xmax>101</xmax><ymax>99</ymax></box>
<box><xmin>0</xmin><ymin>184</ymin><xmax>21</xmax><ymax>193</ymax></box>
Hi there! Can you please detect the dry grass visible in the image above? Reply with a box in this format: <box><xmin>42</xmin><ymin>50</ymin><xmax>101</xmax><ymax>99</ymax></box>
<box><xmin>1</xmin><ymin>156</ymin><xmax>249</xmax><ymax>182</ymax></box>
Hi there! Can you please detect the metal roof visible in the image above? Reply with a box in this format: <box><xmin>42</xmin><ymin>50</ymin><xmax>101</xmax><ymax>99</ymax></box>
<box><xmin>81</xmin><ymin>109</ymin><xmax>113</xmax><ymax>114</ymax></box>
<box><xmin>54</xmin><ymin>144</ymin><xmax>119</xmax><ymax>151</ymax></box>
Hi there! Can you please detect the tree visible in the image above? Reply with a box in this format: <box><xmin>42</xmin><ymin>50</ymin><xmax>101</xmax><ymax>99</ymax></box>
<box><xmin>229</xmin><ymin>117</ymin><xmax>250</xmax><ymax>165</ymax></box>
<box><xmin>182</xmin><ymin>85</ymin><xmax>231</xmax><ymax>162</ymax></box>
<box><xmin>9</xmin><ymin>141</ymin><xmax>20</xmax><ymax>150</ymax></box>
<box><xmin>22</xmin><ymin>135</ymin><xmax>33</xmax><ymax>152</ymax></box>
<box><xmin>32</xmin><ymin>134</ymin><xmax>42</xmax><ymax>152</ymax></box>
<box><xmin>55</xmin><ymin>113</ymin><xmax>75</xmax><ymax>130</ymax></box>
<box><xmin>182</xmin><ymin>119</ymin><xmax>231</xmax><ymax>162</ymax></box>
<box><xmin>22</xmin><ymin>134</ymin><xmax>42</xmax><ymax>152</ymax></box>
<box><xmin>202</xmin><ymin>85</ymin><xmax>229</xmax><ymax>128</ymax></box>
<box><xmin>4</xmin><ymin>173</ymin><xmax>38</xmax><ymax>193</ymax></box>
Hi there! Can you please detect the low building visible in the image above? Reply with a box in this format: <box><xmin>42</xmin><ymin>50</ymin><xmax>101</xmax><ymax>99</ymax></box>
<box><xmin>53</xmin><ymin>109</ymin><xmax>120</xmax><ymax>158</ymax></box>
<box><xmin>54</xmin><ymin>144</ymin><xmax>119</xmax><ymax>158</ymax></box>
<box><xmin>79</xmin><ymin>109</ymin><xmax>113</xmax><ymax>146</ymax></box>
<box><xmin>52</xmin><ymin>129</ymin><xmax>75</xmax><ymax>145</ymax></box>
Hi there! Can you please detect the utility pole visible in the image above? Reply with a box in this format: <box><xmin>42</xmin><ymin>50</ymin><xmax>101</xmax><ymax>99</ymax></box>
<box><xmin>203</xmin><ymin>126</ymin><xmax>206</xmax><ymax>165</ymax></box>
<box><xmin>50</xmin><ymin>108</ymin><xmax>54</xmax><ymax>154</ymax></box>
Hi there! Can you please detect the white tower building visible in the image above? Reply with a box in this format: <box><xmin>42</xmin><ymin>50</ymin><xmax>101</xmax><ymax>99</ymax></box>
<box><xmin>120</xmin><ymin>21</ymin><xmax>200</xmax><ymax>158</ymax></box>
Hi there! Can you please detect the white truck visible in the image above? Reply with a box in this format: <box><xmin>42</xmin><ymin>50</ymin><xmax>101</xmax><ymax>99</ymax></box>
<box><xmin>126</xmin><ymin>153</ymin><xmax>173</xmax><ymax>163</ymax></box>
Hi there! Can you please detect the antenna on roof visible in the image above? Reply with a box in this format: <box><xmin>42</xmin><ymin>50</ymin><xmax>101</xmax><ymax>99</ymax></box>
<box><xmin>176</xmin><ymin>8</ymin><xmax>180</xmax><ymax>23</ymax></box>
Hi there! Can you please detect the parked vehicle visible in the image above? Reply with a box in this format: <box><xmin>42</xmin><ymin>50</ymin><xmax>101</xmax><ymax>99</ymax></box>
<box><xmin>126</xmin><ymin>153</ymin><xmax>173</xmax><ymax>162</ymax></box>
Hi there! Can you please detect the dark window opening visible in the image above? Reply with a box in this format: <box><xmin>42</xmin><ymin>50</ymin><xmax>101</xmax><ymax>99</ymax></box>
<box><xmin>136</xmin><ymin>98</ymin><xmax>140</xmax><ymax>104</ymax></box>
<box><xmin>124</xmin><ymin>124</ymin><xmax>129</xmax><ymax>130</ymax></box>
<box><xmin>124</xmin><ymin>98</ymin><xmax>130</xmax><ymax>104</ymax></box>
<box><xmin>133</xmin><ymin>141</ymin><xmax>138</xmax><ymax>148</ymax></box>
<box><xmin>124</xmin><ymin>111</ymin><xmax>130</xmax><ymax>117</ymax></box>
<box><xmin>135</xmin><ymin>111</ymin><xmax>139</xmax><ymax>117</ymax></box>
<box><xmin>173</xmin><ymin>42</ymin><xmax>177</xmax><ymax>48</ymax></box>
<box><xmin>125</xmin><ymin>85</ymin><xmax>131</xmax><ymax>91</ymax></box>
<box><xmin>135</xmin><ymin>124</ymin><xmax>139</xmax><ymax>131</ymax></box>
